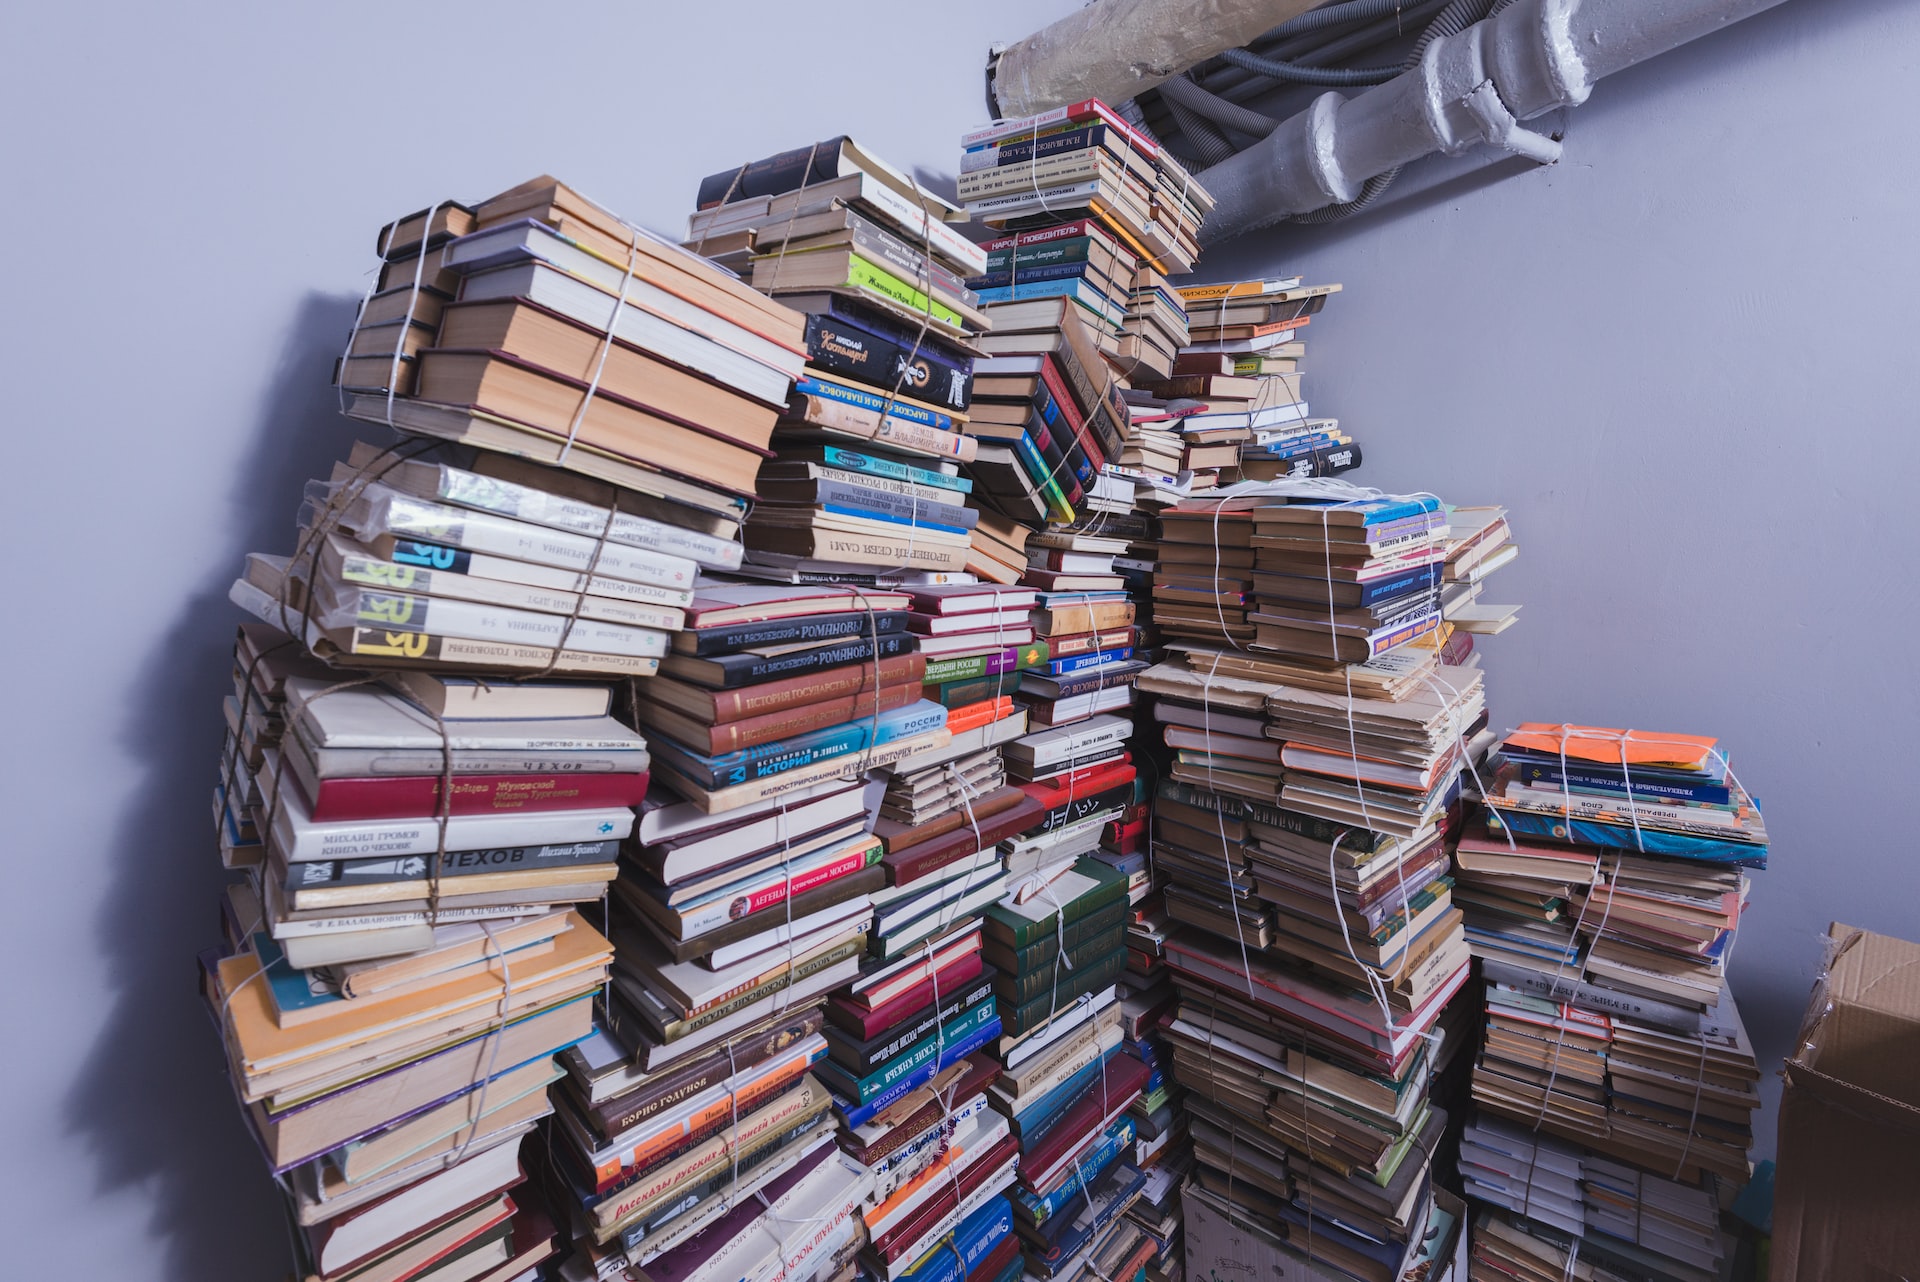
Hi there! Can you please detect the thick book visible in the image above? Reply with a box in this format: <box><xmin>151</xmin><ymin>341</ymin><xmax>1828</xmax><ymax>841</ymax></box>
<box><xmin>672</xmin><ymin>608</ymin><xmax>908</xmax><ymax>657</ymax></box>
<box><xmin>823</xmin><ymin>972</ymin><xmax>999</xmax><ymax>1078</ymax></box>
<box><xmin>992</xmin><ymin>936</ymin><xmax>1124</xmax><ymax>1006</ymax></box>
<box><xmin>841</xmin><ymin>1054</ymin><xmax>1000</xmax><ymax>1168</ymax></box>
<box><xmin>640</xmin><ymin>652</ymin><xmax>927</xmax><ymax>722</ymax></box>
<box><xmin>581</xmin><ymin>1006</ymin><xmax>826</xmax><ymax>1139</ymax></box>
<box><xmin>982</xmin><ymin>860</ymin><xmax>1131</xmax><ymax>950</ymax></box>
<box><xmin>799</xmin><ymin>297</ymin><xmax>974</xmax><ymax>412</ymax></box>
<box><xmin>638</xmin><ymin>680</ymin><xmax>921</xmax><ymax>757</ymax></box>
<box><xmin>826</xmin><ymin>951</ymin><xmax>987</xmax><ymax>1041</ymax></box>
<box><xmin>658</xmin><ymin>631</ymin><xmax>917</xmax><ymax>690</ymax></box>
<box><xmin>760</xmin><ymin>478</ymin><xmax>982</xmax><ymax>535</ymax></box>
<box><xmin>648</xmin><ymin>701</ymin><xmax>945</xmax><ymax>790</ymax></box>
<box><xmin>882</xmin><ymin>794</ymin><xmax>1047</xmax><ymax>888</ymax></box>
<box><xmin>623</xmin><ymin>836</ymin><xmax>883</xmax><ymax>942</ymax></box>
<box><xmin>296</xmin><ymin>767</ymin><xmax>649</xmax><ymax>824</ymax></box>
<box><xmin>981</xmin><ymin>898</ymin><xmax>1128</xmax><ymax>976</ymax></box>
<box><xmin>999</xmin><ymin>950</ymin><xmax>1128</xmax><ymax>1039</ymax></box>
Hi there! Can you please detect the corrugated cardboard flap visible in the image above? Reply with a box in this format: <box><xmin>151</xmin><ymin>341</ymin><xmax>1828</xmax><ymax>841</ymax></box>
<box><xmin>1795</xmin><ymin>922</ymin><xmax>1920</xmax><ymax>1108</ymax></box>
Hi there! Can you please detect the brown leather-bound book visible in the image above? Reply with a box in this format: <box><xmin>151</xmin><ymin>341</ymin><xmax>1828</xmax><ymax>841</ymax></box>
<box><xmin>881</xmin><ymin>793</ymin><xmax>1047</xmax><ymax>887</ymax></box>
<box><xmin>638</xmin><ymin>680</ymin><xmax>921</xmax><ymax>756</ymax></box>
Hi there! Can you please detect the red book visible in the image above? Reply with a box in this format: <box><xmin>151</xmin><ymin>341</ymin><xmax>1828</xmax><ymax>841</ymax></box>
<box><xmin>945</xmin><ymin>696</ymin><xmax>1016</xmax><ymax>735</ymax></box>
<box><xmin>966</xmin><ymin>1231</ymin><xmax>1022</xmax><ymax>1282</ymax></box>
<box><xmin>1020</xmin><ymin>1051</ymin><xmax>1150</xmax><ymax>1189</ymax></box>
<box><xmin>883</xmin><ymin>794</ymin><xmax>1048</xmax><ymax>887</ymax></box>
<box><xmin>872</xmin><ymin>1133</ymin><xmax>1021</xmax><ymax>1261</ymax></box>
<box><xmin>301</xmin><ymin>769</ymin><xmax>650</xmax><ymax>822</ymax></box>
<box><xmin>1038</xmin><ymin>355</ymin><xmax>1109</xmax><ymax>468</ymax></box>
<box><xmin>826</xmin><ymin>951</ymin><xmax>986</xmax><ymax>1040</ymax></box>
<box><xmin>1020</xmin><ymin>755</ymin><xmax>1135</xmax><ymax>805</ymax></box>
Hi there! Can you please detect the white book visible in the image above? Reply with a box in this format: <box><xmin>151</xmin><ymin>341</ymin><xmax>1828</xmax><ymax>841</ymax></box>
<box><xmin>270</xmin><ymin>781</ymin><xmax>634</xmax><ymax>863</ymax></box>
<box><xmin>446</xmin><ymin>226</ymin><xmax>802</xmax><ymax>394</ymax></box>
<box><xmin>346</xmin><ymin>483</ymin><xmax>700</xmax><ymax>595</ymax></box>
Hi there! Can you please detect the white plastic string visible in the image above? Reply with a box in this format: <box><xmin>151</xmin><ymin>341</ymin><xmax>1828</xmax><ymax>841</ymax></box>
<box><xmin>449</xmin><ymin>920</ymin><xmax>513</xmax><ymax>1165</ymax></box>
<box><xmin>557</xmin><ymin>224</ymin><xmax>642</xmax><ymax>467</ymax></box>
<box><xmin>332</xmin><ymin>200</ymin><xmax>446</xmax><ymax>426</ymax></box>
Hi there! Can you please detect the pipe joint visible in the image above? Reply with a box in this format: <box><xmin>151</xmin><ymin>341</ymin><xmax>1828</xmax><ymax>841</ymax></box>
<box><xmin>1460</xmin><ymin>79</ymin><xmax>1564</xmax><ymax>163</ymax></box>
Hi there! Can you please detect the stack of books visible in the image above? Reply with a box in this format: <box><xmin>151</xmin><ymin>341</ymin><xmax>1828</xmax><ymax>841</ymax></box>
<box><xmin>966</xmin><ymin>300</ymin><xmax>1130</xmax><ymax>528</ymax></box>
<box><xmin>1460</xmin><ymin>1115</ymin><xmax>1730</xmax><ymax>1282</ymax></box>
<box><xmin>231</xmin><ymin>444</ymin><xmax>751</xmax><ymax>677</ymax></box>
<box><xmin>204</xmin><ymin>632</ymin><xmax>635</xmax><ymax>1282</ymax></box>
<box><xmin>683</xmin><ymin>138</ymin><xmax>991</xmax><ymax>587</ymax></box>
<box><xmin>1171</xmin><ymin>278</ymin><xmax>1358</xmax><ymax>483</ymax></box>
<box><xmin>336</xmin><ymin>177</ymin><xmax>805</xmax><ymax>529</ymax></box>
<box><xmin>960</xmin><ymin>98</ymin><xmax>1213</xmax><ymax>281</ymax></box>
<box><xmin>981</xmin><ymin>858</ymin><xmax>1159</xmax><ymax>1282</ymax></box>
<box><xmin>967</xmin><ymin>220</ymin><xmax>1139</xmax><ymax>362</ymax></box>
<box><xmin>1460</xmin><ymin>723</ymin><xmax>1766</xmax><ymax>1203</ymax></box>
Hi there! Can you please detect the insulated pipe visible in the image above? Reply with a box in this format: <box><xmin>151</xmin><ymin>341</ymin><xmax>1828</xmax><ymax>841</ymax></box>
<box><xmin>1196</xmin><ymin>0</ymin><xmax>1797</xmax><ymax>242</ymax></box>
<box><xmin>987</xmin><ymin>0</ymin><xmax>1324</xmax><ymax>120</ymax></box>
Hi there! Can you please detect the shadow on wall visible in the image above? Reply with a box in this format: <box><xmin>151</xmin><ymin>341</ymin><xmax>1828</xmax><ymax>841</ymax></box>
<box><xmin>64</xmin><ymin>292</ymin><xmax>366</xmax><ymax>1281</ymax></box>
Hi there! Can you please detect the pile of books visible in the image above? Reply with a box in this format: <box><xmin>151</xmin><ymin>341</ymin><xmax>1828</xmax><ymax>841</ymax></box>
<box><xmin>231</xmin><ymin>444</ymin><xmax>747</xmax><ymax>677</ymax></box>
<box><xmin>960</xmin><ymin>98</ymin><xmax>1212</xmax><ymax>284</ymax></box>
<box><xmin>206</xmin><ymin>635</ymin><xmax>634</xmax><ymax>1282</ymax></box>
<box><xmin>1460</xmin><ymin>1116</ymin><xmax>1730</xmax><ymax>1282</ymax></box>
<box><xmin>206</xmin><ymin>175</ymin><xmax>832</xmax><ymax>1282</ymax></box>
<box><xmin>335</xmin><ymin>177</ymin><xmax>804</xmax><ymax>528</ymax></box>
<box><xmin>1456</xmin><ymin>723</ymin><xmax>1765</xmax><ymax>1275</ymax></box>
<box><xmin>1173</xmin><ymin>278</ymin><xmax>1358</xmax><ymax>484</ymax></box>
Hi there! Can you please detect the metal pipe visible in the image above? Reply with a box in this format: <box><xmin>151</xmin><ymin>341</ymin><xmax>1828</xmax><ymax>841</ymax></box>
<box><xmin>986</xmin><ymin>0</ymin><xmax>1324</xmax><ymax>119</ymax></box>
<box><xmin>1196</xmin><ymin>0</ymin><xmax>1797</xmax><ymax>242</ymax></box>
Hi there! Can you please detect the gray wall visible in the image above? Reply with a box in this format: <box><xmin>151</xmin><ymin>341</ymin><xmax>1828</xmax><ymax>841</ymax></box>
<box><xmin>0</xmin><ymin>0</ymin><xmax>1907</xmax><ymax>1275</ymax></box>
<box><xmin>1199</xmin><ymin>0</ymin><xmax>1920</xmax><ymax>1169</ymax></box>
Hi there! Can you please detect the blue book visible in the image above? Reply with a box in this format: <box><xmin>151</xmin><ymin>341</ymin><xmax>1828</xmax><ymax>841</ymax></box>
<box><xmin>1027</xmin><ymin>1162</ymin><xmax>1147</xmax><ymax>1269</ymax></box>
<box><xmin>794</xmin><ymin>374</ymin><xmax>956</xmax><ymax>431</ymax></box>
<box><xmin>1015</xmin><ymin>1048</ymin><xmax>1118</xmax><ymax>1147</ymax></box>
<box><xmin>1487</xmin><ymin>807</ymin><xmax>1767</xmax><ymax>867</ymax></box>
<box><xmin>819</xmin><ymin>500</ymin><xmax>975</xmax><ymax>538</ymax></box>
<box><xmin>833</xmin><ymin>1015</ymin><xmax>1004</xmax><ymax>1129</ymax></box>
<box><xmin>798</xmin><ymin>443</ymin><xmax>971</xmax><ymax>493</ymax></box>
<box><xmin>1013</xmin><ymin>1116</ymin><xmax>1134</xmax><ymax>1226</ymax></box>
<box><xmin>1045</xmin><ymin>647</ymin><xmax>1134</xmax><ymax>676</ymax></box>
<box><xmin>898</xmin><ymin>1195</ymin><xmax>1014</xmax><ymax>1282</ymax></box>
<box><xmin>654</xmin><ymin>700</ymin><xmax>947</xmax><ymax>789</ymax></box>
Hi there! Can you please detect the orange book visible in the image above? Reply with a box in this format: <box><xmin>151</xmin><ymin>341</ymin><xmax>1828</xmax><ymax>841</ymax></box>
<box><xmin>1504</xmin><ymin>723</ymin><xmax>1718</xmax><ymax>771</ymax></box>
<box><xmin>945</xmin><ymin>696</ymin><xmax>1016</xmax><ymax>735</ymax></box>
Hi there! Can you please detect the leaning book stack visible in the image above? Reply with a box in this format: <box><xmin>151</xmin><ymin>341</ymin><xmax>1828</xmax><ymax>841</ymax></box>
<box><xmin>206</xmin><ymin>176</ymin><xmax>823</xmax><ymax>1282</ymax></box>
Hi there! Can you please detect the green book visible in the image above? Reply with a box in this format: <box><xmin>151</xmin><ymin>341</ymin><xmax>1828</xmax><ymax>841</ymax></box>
<box><xmin>983</xmin><ymin>898</ymin><xmax>1129</xmax><ymax>977</ymax></box>
<box><xmin>992</xmin><ymin>932</ymin><xmax>1127</xmax><ymax>1006</ymax></box>
<box><xmin>846</xmin><ymin>254</ymin><xmax>967</xmax><ymax>329</ymax></box>
<box><xmin>982</xmin><ymin>858</ymin><xmax>1130</xmax><ymax>950</ymax></box>
<box><xmin>920</xmin><ymin>640</ymin><xmax>1050</xmax><ymax>687</ymax></box>
<box><xmin>1001</xmin><ymin>946</ymin><xmax>1127</xmax><ymax>1037</ymax></box>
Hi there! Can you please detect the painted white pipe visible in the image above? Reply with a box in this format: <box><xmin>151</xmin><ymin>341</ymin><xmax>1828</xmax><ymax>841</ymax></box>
<box><xmin>987</xmin><ymin>0</ymin><xmax>1323</xmax><ymax>120</ymax></box>
<box><xmin>1197</xmin><ymin>0</ymin><xmax>1797</xmax><ymax>242</ymax></box>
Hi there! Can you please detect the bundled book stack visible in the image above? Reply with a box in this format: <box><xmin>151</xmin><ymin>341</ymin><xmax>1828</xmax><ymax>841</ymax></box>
<box><xmin>335</xmin><ymin>176</ymin><xmax>802</xmax><ymax>525</ymax></box>
<box><xmin>205</xmin><ymin>637</ymin><xmax>637</xmax><ymax>1282</ymax></box>
<box><xmin>1454</xmin><ymin>723</ymin><xmax>1766</xmax><ymax>1280</ymax></box>
<box><xmin>205</xmin><ymin>174</ymin><xmax>824</xmax><ymax>1282</ymax></box>
<box><xmin>682</xmin><ymin>137</ymin><xmax>991</xmax><ymax>586</ymax></box>
<box><xmin>231</xmin><ymin>445</ymin><xmax>744</xmax><ymax>678</ymax></box>
<box><xmin>1110</xmin><ymin>482</ymin><xmax>1522</xmax><ymax>1282</ymax></box>
<box><xmin>1170</xmin><ymin>278</ymin><xmax>1358</xmax><ymax>485</ymax></box>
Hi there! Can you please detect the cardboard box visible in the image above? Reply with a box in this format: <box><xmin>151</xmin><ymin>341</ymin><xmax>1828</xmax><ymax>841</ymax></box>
<box><xmin>1182</xmin><ymin>1183</ymin><xmax>1467</xmax><ymax>1282</ymax></box>
<box><xmin>1770</xmin><ymin>922</ymin><xmax>1920</xmax><ymax>1281</ymax></box>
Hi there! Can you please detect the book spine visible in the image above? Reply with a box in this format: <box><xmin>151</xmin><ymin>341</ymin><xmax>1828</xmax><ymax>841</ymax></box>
<box><xmin>1013</xmin><ymin>1116</ymin><xmax>1130</xmax><ymax>1225</ymax></box>
<box><xmin>846</xmin><ymin>223</ymin><xmax>976</xmax><ymax>305</ymax></box>
<box><xmin>817</xmin><ymin>445</ymin><xmax>970</xmax><ymax>492</ymax></box>
<box><xmin>709</xmin><ymin>704</ymin><xmax>945</xmax><ymax>785</ymax></box>
<box><xmin>957</xmin><ymin>150</ymin><xmax>1106</xmax><ymax>198</ymax></box>
<box><xmin>589</xmin><ymin>1008</ymin><xmax>825</xmax><ymax>1137</ymax></box>
<box><xmin>884</xmin><ymin>805</ymin><xmax>1036</xmax><ymax>886</ymax></box>
<box><xmin>710</xmin><ymin>633</ymin><xmax>916</xmax><ymax>689</ymax></box>
<box><xmin>705</xmin><ymin>652</ymin><xmax>926</xmax><ymax>720</ymax></box>
<box><xmin>993</xmin><ymin>941</ymin><xmax>1121</xmax><ymax>1006</ymax></box>
<box><xmin>675</xmin><ymin>844</ymin><xmax>882</xmax><ymax>938</ymax></box>
<box><xmin>590</xmin><ymin>1077</ymin><xmax>830</xmax><ymax>1232</ymax></box>
<box><xmin>842</xmin><ymin>255</ymin><xmax>967</xmax><ymax>329</ymax></box>
<box><xmin>433</xmin><ymin>466</ymin><xmax>742</xmax><ymax>571</ymax></box>
<box><xmin>808</xmin><ymin>465</ymin><xmax>966</xmax><ymax>508</ymax></box>
<box><xmin>1044</xmin><ymin>647</ymin><xmax>1132</xmax><ymax>676</ymax></box>
<box><xmin>789</xmin><ymin>395</ymin><xmax>976</xmax><ymax>463</ymax></box>
<box><xmin>984</xmin><ymin>901</ymin><xmax>1127</xmax><ymax>973</ymax></box>
<box><xmin>696</xmin><ymin>139</ymin><xmax>849</xmax><ymax>207</ymax></box>
<box><xmin>812</xmin><ymin>481</ymin><xmax>979</xmax><ymax>532</ymax></box>
<box><xmin>792</xmin><ymin>376</ymin><xmax>955</xmax><ymax>432</ymax></box>
<box><xmin>834</xmin><ymin>1017</ymin><xmax>1003</xmax><ymax>1128</ymax></box>
<box><xmin>961</xmin><ymin>125</ymin><xmax>1109</xmax><ymax>173</ymax></box>
<box><xmin>686</xmin><ymin>610</ymin><xmax>902</xmax><ymax>657</ymax></box>
<box><xmin>701</xmin><ymin>682</ymin><xmax>918</xmax><ymax>755</ymax></box>
<box><xmin>968</xmin><ymin>261</ymin><xmax>1099</xmax><ymax>291</ymax></box>
<box><xmin>828</xmin><ymin>978</ymin><xmax>996</xmax><ymax>1077</ymax></box>
<box><xmin>304</xmin><ymin>770</ymin><xmax>649</xmax><ymax>824</ymax></box>
<box><xmin>589</xmin><ymin>1048</ymin><xmax>820</xmax><ymax>1189</ymax></box>
<box><xmin>980</xmin><ymin>237</ymin><xmax>1094</xmax><ymax>272</ymax></box>
<box><xmin>919</xmin><ymin>645</ymin><xmax>1033</xmax><ymax>685</ymax></box>
<box><xmin>289</xmin><ymin>839</ymin><xmax>619</xmax><ymax>894</ymax></box>
<box><xmin>653</xmin><ymin>940</ymin><xmax>864</xmax><ymax>1042</ymax></box>
<box><xmin>1513</xmin><ymin>762</ymin><xmax>1729</xmax><ymax>805</ymax></box>
<box><xmin>686</xmin><ymin>736</ymin><xmax>948</xmax><ymax>812</ymax></box>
